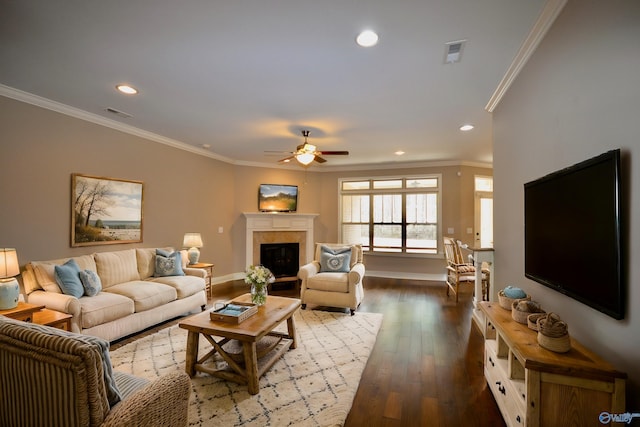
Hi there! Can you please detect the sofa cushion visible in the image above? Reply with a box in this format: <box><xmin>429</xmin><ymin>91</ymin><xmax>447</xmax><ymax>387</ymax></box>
<box><xmin>31</xmin><ymin>255</ymin><xmax>98</xmax><ymax>293</ymax></box>
<box><xmin>54</xmin><ymin>259</ymin><xmax>84</xmax><ymax>298</ymax></box>
<box><xmin>319</xmin><ymin>245</ymin><xmax>352</xmax><ymax>273</ymax></box>
<box><xmin>104</xmin><ymin>281</ymin><xmax>177</xmax><ymax>312</ymax></box>
<box><xmin>136</xmin><ymin>248</ymin><xmax>157</xmax><ymax>280</ymax></box>
<box><xmin>80</xmin><ymin>270</ymin><xmax>102</xmax><ymax>296</ymax></box>
<box><xmin>79</xmin><ymin>292</ymin><xmax>135</xmax><ymax>329</ymax></box>
<box><xmin>113</xmin><ymin>371</ymin><xmax>150</xmax><ymax>400</ymax></box>
<box><xmin>148</xmin><ymin>274</ymin><xmax>205</xmax><ymax>299</ymax></box>
<box><xmin>307</xmin><ymin>272</ymin><xmax>350</xmax><ymax>293</ymax></box>
<box><xmin>95</xmin><ymin>249</ymin><xmax>140</xmax><ymax>288</ymax></box>
<box><xmin>154</xmin><ymin>249</ymin><xmax>185</xmax><ymax>277</ymax></box>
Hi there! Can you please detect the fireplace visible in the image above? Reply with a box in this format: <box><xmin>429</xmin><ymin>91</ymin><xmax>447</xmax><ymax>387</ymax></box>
<box><xmin>243</xmin><ymin>212</ymin><xmax>318</xmax><ymax>269</ymax></box>
<box><xmin>260</xmin><ymin>243</ymin><xmax>299</xmax><ymax>278</ymax></box>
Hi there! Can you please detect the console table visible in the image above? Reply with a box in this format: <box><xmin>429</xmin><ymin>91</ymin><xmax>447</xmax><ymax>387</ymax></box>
<box><xmin>479</xmin><ymin>302</ymin><xmax>626</xmax><ymax>427</ymax></box>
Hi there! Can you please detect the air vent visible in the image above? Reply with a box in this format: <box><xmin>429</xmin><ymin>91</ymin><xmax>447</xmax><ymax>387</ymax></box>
<box><xmin>104</xmin><ymin>107</ymin><xmax>132</xmax><ymax>118</ymax></box>
<box><xmin>444</xmin><ymin>39</ymin><xmax>466</xmax><ymax>64</ymax></box>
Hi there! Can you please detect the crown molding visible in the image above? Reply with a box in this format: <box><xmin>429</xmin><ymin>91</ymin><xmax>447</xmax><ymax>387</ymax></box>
<box><xmin>485</xmin><ymin>0</ymin><xmax>568</xmax><ymax>113</ymax></box>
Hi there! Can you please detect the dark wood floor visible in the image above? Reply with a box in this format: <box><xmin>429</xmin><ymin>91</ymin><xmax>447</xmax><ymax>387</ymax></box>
<box><xmin>111</xmin><ymin>277</ymin><xmax>505</xmax><ymax>427</ymax></box>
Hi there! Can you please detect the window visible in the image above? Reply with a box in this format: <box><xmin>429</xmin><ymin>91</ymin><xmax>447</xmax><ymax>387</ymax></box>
<box><xmin>340</xmin><ymin>176</ymin><xmax>441</xmax><ymax>254</ymax></box>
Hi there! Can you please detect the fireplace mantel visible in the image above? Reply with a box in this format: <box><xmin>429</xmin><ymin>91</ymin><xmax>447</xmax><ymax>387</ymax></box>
<box><xmin>243</xmin><ymin>213</ymin><xmax>318</xmax><ymax>268</ymax></box>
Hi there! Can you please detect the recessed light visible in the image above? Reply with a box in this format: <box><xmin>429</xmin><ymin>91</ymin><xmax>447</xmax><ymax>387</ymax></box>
<box><xmin>202</xmin><ymin>144</ymin><xmax>211</xmax><ymax>149</ymax></box>
<box><xmin>395</xmin><ymin>151</ymin><xmax>405</xmax><ymax>156</ymax></box>
<box><xmin>116</xmin><ymin>84</ymin><xmax>138</xmax><ymax>95</ymax></box>
<box><xmin>356</xmin><ymin>30</ymin><xmax>379</xmax><ymax>47</ymax></box>
<box><xmin>460</xmin><ymin>124</ymin><xmax>474</xmax><ymax>131</ymax></box>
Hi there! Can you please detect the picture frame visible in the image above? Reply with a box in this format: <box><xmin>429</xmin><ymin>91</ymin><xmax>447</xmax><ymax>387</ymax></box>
<box><xmin>71</xmin><ymin>174</ymin><xmax>144</xmax><ymax>247</ymax></box>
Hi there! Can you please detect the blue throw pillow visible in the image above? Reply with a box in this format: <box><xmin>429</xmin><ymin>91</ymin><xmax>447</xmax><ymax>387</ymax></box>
<box><xmin>154</xmin><ymin>249</ymin><xmax>185</xmax><ymax>277</ymax></box>
<box><xmin>319</xmin><ymin>245</ymin><xmax>352</xmax><ymax>273</ymax></box>
<box><xmin>79</xmin><ymin>270</ymin><xmax>102</xmax><ymax>297</ymax></box>
<box><xmin>54</xmin><ymin>259</ymin><xmax>84</xmax><ymax>298</ymax></box>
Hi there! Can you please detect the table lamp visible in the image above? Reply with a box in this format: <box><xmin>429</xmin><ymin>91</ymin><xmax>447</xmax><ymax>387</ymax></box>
<box><xmin>183</xmin><ymin>233</ymin><xmax>203</xmax><ymax>265</ymax></box>
<box><xmin>0</xmin><ymin>248</ymin><xmax>20</xmax><ymax>310</ymax></box>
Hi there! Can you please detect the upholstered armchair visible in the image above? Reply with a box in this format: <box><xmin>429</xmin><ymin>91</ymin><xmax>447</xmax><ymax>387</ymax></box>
<box><xmin>298</xmin><ymin>243</ymin><xmax>365</xmax><ymax>315</ymax></box>
<box><xmin>0</xmin><ymin>317</ymin><xmax>191</xmax><ymax>427</ymax></box>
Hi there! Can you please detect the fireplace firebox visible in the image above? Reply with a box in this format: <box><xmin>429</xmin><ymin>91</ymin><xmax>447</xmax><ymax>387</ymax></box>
<box><xmin>260</xmin><ymin>243</ymin><xmax>299</xmax><ymax>278</ymax></box>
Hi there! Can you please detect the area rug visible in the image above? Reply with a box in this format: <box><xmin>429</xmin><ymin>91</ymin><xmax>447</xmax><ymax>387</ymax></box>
<box><xmin>110</xmin><ymin>309</ymin><xmax>383</xmax><ymax>426</ymax></box>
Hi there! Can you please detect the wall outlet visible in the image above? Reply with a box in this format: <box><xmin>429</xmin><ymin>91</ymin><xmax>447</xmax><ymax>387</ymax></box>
<box><xmin>447</xmin><ymin>227</ymin><xmax>454</xmax><ymax>234</ymax></box>
<box><xmin>466</xmin><ymin>227</ymin><xmax>473</xmax><ymax>234</ymax></box>
<box><xmin>218</xmin><ymin>226</ymin><xmax>223</xmax><ymax>234</ymax></box>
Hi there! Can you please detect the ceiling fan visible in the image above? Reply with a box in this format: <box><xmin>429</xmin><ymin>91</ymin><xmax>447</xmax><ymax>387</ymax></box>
<box><xmin>269</xmin><ymin>130</ymin><xmax>349</xmax><ymax>166</ymax></box>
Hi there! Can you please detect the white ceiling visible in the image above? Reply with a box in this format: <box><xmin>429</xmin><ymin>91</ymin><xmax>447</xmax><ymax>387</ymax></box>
<box><xmin>0</xmin><ymin>0</ymin><xmax>547</xmax><ymax>169</ymax></box>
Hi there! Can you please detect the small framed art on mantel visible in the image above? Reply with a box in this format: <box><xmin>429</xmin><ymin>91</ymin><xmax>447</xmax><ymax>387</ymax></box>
<box><xmin>71</xmin><ymin>174</ymin><xmax>144</xmax><ymax>247</ymax></box>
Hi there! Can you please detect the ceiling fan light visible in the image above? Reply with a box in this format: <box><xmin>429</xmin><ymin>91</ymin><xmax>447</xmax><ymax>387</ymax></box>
<box><xmin>296</xmin><ymin>152</ymin><xmax>315</xmax><ymax>166</ymax></box>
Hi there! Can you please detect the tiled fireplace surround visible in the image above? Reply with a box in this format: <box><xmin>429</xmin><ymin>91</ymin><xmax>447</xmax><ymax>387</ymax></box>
<box><xmin>243</xmin><ymin>213</ymin><xmax>318</xmax><ymax>272</ymax></box>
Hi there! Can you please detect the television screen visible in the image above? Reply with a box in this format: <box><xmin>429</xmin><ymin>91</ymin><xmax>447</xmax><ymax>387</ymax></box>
<box><xmin>524</xmin><ymin>149</ymin><xmax>624</xmax><ymax>319</ymax></box>
<box><xmin>258</xmin><ymin>184</ymin><xmax>298</xmax><ymax>212</ymax></box>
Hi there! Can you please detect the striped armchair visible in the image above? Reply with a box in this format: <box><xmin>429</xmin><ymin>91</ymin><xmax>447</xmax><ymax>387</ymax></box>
<box><xmin>0</xmin><ymin>317</ymin><xmax>190</xmax><ymax>427</ymax></box>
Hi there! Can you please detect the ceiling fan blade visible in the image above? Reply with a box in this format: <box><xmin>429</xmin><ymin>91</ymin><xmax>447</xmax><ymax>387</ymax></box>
<box><xmin>318</xmin><ymin>150</ymin><xmax>349</xmax><ymax>155</ymax></box>
<box><xmin>265</xmin><ymin>150</ymin><xmax>294</xmax><ymax>154</ymax></box>
<box><xmin>278</xmin><ymin>155</ymin><xmax>295</xmax><ymax>163</ymax></box>
<box><xmin>314</xmin><ymin>155</ymin><xmax>327</xmax><ymax>163</ymax></box>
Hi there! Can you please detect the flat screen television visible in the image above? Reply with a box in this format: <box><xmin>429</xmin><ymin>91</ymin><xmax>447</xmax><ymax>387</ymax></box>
<box><xmin>258</xmin><ymin>184</ymin><xmax>298</xmax><ymax>212</ymax></box>
<box><xmin>524</xmin><ymin>149</ymin><xmax>624</xmax><ymax>320</ymax></box>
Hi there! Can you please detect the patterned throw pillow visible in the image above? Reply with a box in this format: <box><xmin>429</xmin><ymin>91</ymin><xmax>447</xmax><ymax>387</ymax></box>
<box><xmin>154</xmin><ymin>249</ymin><xmax>186</xmax><ymax>277</ymax></box>
<box><xmin>319</xmin><ymin>245</ymin><xmax>352</xmax><ymax>273</ymax></box>
<box><xmin>79</xmin><ymin>270</ymin><xmax>102</xmax><ymax>296</ymax></box>
<box><xmin>54</xmin><ymin>259</ymin><xmax>84</xmax><ymax>298</ymax></box>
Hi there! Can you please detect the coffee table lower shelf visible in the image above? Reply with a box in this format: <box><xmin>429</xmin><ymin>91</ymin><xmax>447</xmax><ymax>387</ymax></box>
<box><xmin>195</xmin><ymin>334</ymin><xmax>293</xmax><ymax>387</ymax></box>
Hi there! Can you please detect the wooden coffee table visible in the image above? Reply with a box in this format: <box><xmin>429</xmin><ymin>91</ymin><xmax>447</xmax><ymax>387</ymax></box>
<box><xmin>179</xmin><ymin>293</ymin><xmax>300</xmax><ymax>394</ymax></box>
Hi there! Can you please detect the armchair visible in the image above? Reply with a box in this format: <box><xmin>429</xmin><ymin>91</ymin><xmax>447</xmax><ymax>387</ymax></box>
<box><xmin>443</xmin><ymin>236</ymin><xmax>490</xmax><ymax>303</ymax></box>
<box><xmin>298</xmin><ymin>243</ymin><xmax>365</xmax><ymax>315</ymax></box>
<box><xmin>0</xmin><ymin>317</ymin><xmax>190</xmax><ymax>427</ymax></box>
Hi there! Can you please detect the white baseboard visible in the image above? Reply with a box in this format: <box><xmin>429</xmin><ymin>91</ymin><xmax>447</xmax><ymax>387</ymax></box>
<box><xmin>365</xmin><ymin>270</ymin><xmax>445</xmax><ymax>283</ymax></box>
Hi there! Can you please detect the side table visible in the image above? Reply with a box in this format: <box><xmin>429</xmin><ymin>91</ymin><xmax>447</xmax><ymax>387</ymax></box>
<box><xmin>0</xmin><ymin>302</ymin><xmax>44</xmax><ymax>323</ymax></box>
<box><xmin>33</xmin><ymin>309</ymin><xmax>73</xmax><ymax>331</ymax></box>
<box><xmin>189</xmin><ymin>262</ymin><xmax>214</xmax><ymax>298</ymax></box>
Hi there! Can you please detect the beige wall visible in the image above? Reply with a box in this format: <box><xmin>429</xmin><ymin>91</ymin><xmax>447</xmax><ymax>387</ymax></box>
<box><xmin>0</xmin><ymin>96</ymin><xmax>236</xmax><ymax>278</ymax></box>
<box><xmin>493</xmin><ymin>0</ymin><xmax>640</xmax><ymax>406</ymax></box>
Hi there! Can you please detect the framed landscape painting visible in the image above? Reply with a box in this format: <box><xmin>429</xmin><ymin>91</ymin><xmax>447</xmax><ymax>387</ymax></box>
<box><xmin>71</xmin><ymin>174</ymin><xmax>144</xmax><ymax>247</ymax></box>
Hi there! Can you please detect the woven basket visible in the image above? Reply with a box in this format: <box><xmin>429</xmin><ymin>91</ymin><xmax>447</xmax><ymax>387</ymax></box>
<box><xmin>527</xmin><ymin>312</ymin><xmax>546</xmax><ymax>331</ymax></box>
<box><xmin>536</xmin><ymin>313</ymin><xmax>571</xmax><ymax>353</ymax></box>
<box><xmin>537</xmin><ymin>332</ymin><xmax>571</xmax><ymax>353</ymax></box>
<box><xmin>498</xmin><ymin>290</ymin><xmax>531</xmax><ymax>310</ymax></box>
<box><xmin>511</xmin><ymin>300</ymin><xmax>544</xmax><ymax>324</ymax></box>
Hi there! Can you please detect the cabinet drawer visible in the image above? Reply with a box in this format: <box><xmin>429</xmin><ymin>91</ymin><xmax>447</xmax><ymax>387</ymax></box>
<box><xmin>486</xmin><ymin>349</ymin><xmax>527</xmax><ymax>427</ymax></box>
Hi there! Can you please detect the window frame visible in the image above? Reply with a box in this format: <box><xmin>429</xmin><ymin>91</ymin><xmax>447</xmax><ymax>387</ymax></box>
<box><xmin>339</xmin><ymin>175</ymin><xmax>442</xmax><ymax>257</ymax></box>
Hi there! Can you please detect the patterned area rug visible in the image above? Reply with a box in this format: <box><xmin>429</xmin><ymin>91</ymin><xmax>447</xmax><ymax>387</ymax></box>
<box><xmin>110</xmin><ymin>309</ymin><xmax>383</xmax><ymax>426</ymax></box>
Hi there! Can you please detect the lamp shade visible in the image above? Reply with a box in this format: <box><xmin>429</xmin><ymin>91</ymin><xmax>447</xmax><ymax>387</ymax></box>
<box><xmin>183</xmin><ymin>233</ymin><xmax>203</xmax><ymax>248</ymax></box>
<box><xmin>0</xmin><ymin>248</ymin><xmax>19</xmax><ymax>278</ymax></box>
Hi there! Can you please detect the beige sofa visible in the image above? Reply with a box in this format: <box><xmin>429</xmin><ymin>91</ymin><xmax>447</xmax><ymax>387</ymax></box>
<box><xmin>0</xmin><ymin>316</ymin><xmax>191</xmax><ymax>426</ymax></box>
<box><xmin>22</xmin><ymin>248</ymin><xmax>207</xmax><ymax>342</ymax></box>
<box><xmin>298</xmin><ymin>243</ymin><xmax>365</xmax><ymax>315</ymax></box>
